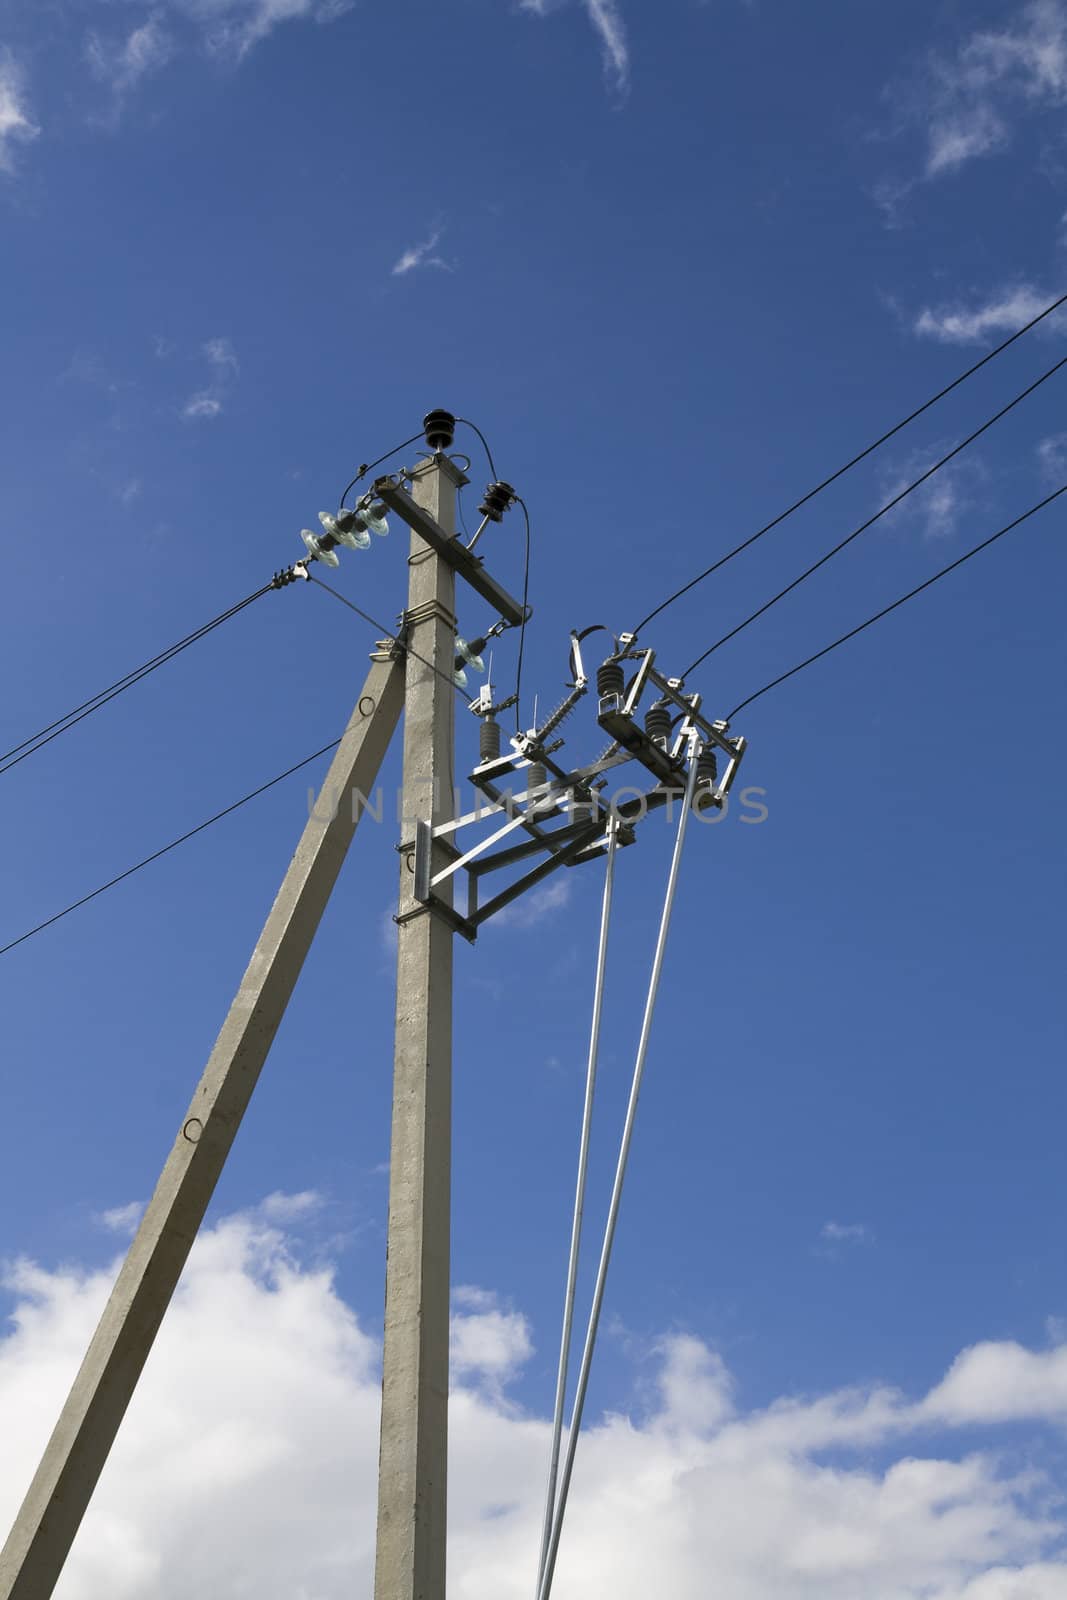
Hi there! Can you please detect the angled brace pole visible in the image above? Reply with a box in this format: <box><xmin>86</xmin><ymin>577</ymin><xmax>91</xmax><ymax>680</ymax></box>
<box><xmin>0</xmin><ymin>649</ymin><xmax>406</xmax><ymax>1600</ymax></box>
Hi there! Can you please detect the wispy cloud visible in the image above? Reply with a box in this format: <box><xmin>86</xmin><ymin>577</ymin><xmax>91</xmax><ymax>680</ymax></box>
<box><xmin>927</xmin><ymin>0</ymin><xmax>1067</xmax><ymax>176</ymax></box>
<box><xmin>95</xmin><ymin>1201</ymin><xmax>145</xmax><ymax>1236</ymax></box>
<box><xmin>391</xmin><ymin>226</ymin><xmax>452</xmax><ymax>277</ymax></box>
<box><xmin>86</xmin><ymin>15</ymin><xmax>173</xmax><ymax>113</ymax></box>
<box><xmin>878</xmin><ymin>447</ymin><xmax>984</xmax><ymax>541</ymax></box>
<box><xmin>183</xmin><ymin>393</ymin><xmax>223</xmax><ymax>420</ymax></box>
<box><xmin>0</xmin><ymin>53</ymin><xmax>39</xmax><ymax>175</ymax></box>
<box><xmin>258</xmin><ymin>1190</ymin><xmax>322</xmax><ymax>1224</ymax></box>
<box><xmin>172</xmin><ymin>0</ymin><xmax>354</xmax><ymax>59</ymax></box>
<box><xmin>204</xmin><ymin>336</ymin><xmax>239</xmax><ymax>374</ymax></box>
<box><xmin>494</xmin><ymin>876</ymin><xmax>572</xmax><ymax>929</ymax></box>
<box><xmin>877</xmin><ymin>1</ymin><xmax>1067</xmax><ymax>219</ymax></box>
<box><xmin>586</xmin><ymin>0</ymin><xmax>629</xmax><ymax>90</ymax></box>
<box><xmin>520</xmin><ymin>0</ymin><xmax>629</xmax><ymax>93</ymax></box>
<box><xmin>820</xmin><ymin>1221</ymin><xmax>872</xmax><ymax>1245</ymax></box>
<box><xmin>1037</xmin><ymin>432</ymin><xmax>1067</xmax><ymax>479</ymax></box>
<box><xmin>913</xmin><ymin>284</ymin><xmax>1065</xmax><ymax>344</ymax></box>
<box><xmin>181</xmin><ymin>336</ymin><xmax>239</xmax><ymax>420</ymax></box>
<box><xmin>926</xmin><ymin>103</ymin><xmax>1007</xmax><ymax>177</ymax></box>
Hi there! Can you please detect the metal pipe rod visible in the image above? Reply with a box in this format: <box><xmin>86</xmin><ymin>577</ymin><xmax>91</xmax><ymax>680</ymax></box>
<box><xmin>535</xmin><ymin>739</ymin><xmax>702</xmax><ymax>1600</ymax></box>
<box><xmin>465</xmin><ymin>513</ymin><xmax>491</xmax><ymax>551</ymax></box>
<box><xmin>536</xmin><ymin>818</ymin><xmax>619</xmax><ymax>1592</ymax></box>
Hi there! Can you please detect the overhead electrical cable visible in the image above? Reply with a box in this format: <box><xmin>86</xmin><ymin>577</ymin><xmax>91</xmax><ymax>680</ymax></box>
<box><xmin>457</xmin><ymin>415</ymin><xmax>500</xmax><ymax>481</ymax></box>
<box><xmin>338</xmin><ymin>428</ymin><xmax>427</xmax><ymax>508</ymax></box>
<box><xmin>306</xmin><ymin>574</ymin><xmax>474</xmax><ymax>700</ymax></box>
<box><xmin>0</xmin><ymin>578</ymin><xmax>474</xmax><ymax>960</ymax></box>
<box><xmin>725</xmin><ymin>482</ymin><xmax>1067</xmax><ymax>720</ymax></box>
<box><xmin>0</xmin><ymin>736</ymin><xmax>351</xmax><ymax>960</ymax></box>
<box><xmin>450</xmin><ymin>415</ymin><xmax>530</xmax><ymax>728</ymax></box>
<box><xmin>682</xmin><ymin>348</ymin><xmax>1067</xmax><ymax>676</ymax></box>
<box><xmin>514</xmin><ymin>498</ymin><xmax>532</xmax><ymax>731</ymax></box>
<box><xmin>0</xmin><ymin>583</ymin><xmax>274</xmax><ymax>779</ymax></box>
<box><xmin>632</xmin><ymin>287</ymin><xmax>1067</xmax><ymax>637</ymax></box>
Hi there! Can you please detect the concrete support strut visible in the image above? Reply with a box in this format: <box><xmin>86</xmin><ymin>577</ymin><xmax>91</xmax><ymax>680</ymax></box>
<box><xmin>373</xmin><ymin>454</ymin><xmax>461</xmax><ymax>1600</ymax></box>
<box><xmin>0</xmin><ymin>652</ymin><xmax>405</xmax><ymax>1600</ymax></box>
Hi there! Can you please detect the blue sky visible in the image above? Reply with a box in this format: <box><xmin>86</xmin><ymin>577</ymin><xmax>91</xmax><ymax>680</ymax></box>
<box><xmin>2</xmin><ymin>1</ymin><xmax>1067</xmax><ymax>1595</ymax></box>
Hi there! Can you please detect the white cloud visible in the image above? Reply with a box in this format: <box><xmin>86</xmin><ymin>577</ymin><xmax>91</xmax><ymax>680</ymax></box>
<box><xmin>86</xmin><ymin>15</ymin><xmax>173</xmax><ymax>104</ymax></box>
<box><xmin>924</xmin><ymin>1340</ymin><xmax>1067</xmax><ymax>1426</ymax></box>
<box><xmin>913</xmin><ymin>285</ymin><xmax>1066</xmax><ymax>345</ymax></box>
<box><xmin>520</xmin><ymin>0</ymin><xmax>629</xmax><ymax>92</ymax></box>
<box><xmin>926</xmin><ymin>104</ymin><xmax>1008</xmax><ymax>176</ymax></box>
<box><xmin>882</xmin><ymin>1</ymin><xmax>1067</xmax><ymax>198</ymax></box>
<box><xmin>493</xmin><ymin>875</ymin><xmax>572</xmax><ymax>929</ymax></box>
<box><xmin>585</xmin><ymin>0</ymin><xmax>629</xmax><ymax>90</ymax></box>
<box><xmin>258</xmin><ymin>1190</ymin><xmax>322</xmax><ymax>1223</ymax></box>
<box><xmin>204</xmin><ymin>336</ymin><xmax>239</xmax><ymax>374</ymax></box>
<box><xmin>451</xmin><ymin>1288</ymin><xmax>534</xmax><ymax>1395</ymax></box>
<box><xmin>878</xmin><ymin>449</ymin><xmax>983</xmax><ymax>541</ymax></box>
<box><xmin>168</xmin><ymin>0</ymin><xmax>353</xmax><ymax>58</ymax></box>
<box><xmin>5</xmin><ymin>1205</ymin><xmax>1067</xmax><ymax>1598</ymax></box>
<box><xmin>925</xmin><ymin>0</ymin><xmax>1067</xmax><ymax>177</ymax></box>
<box><xmin>181</xmin><ymin>337</ymin><xmax>238</xmax><ymax>419</ymax></box>
<box><xmin>182</xmin><ymin>392</ymin><xmax>223</xmax><ymax>419</ymax></box>
<box><xmin>0</xmin><ymin>53</ymin><xmax>39</xmax><ymax>175</ymax></box>
<box><xmin>391</xmin><ymin>226</ymin><xmax>452</xmax><ymax>277</ymax></box>
<box><xmin>95</xmin><ymin>1202</ymin><xmax>145</xmax><ymax>1236</ymax></box>
<box><xmin>820</xmin><ymin>1221</ymin><xmax>872</xmax><ymax>1245</ymax></box>
<box><xmin>1037</xmin><ymin>433</ymin><xmax>1067</xmax><ymax>479</ymax></box>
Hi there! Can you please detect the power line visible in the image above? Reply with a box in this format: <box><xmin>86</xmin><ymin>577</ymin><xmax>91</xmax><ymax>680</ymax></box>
<box><xmin>726</xmin><ymin>482</ymin><xmax>1067</xmax><ymax>720</ymax></box>
<box><xmin>457</xmin><ymin>416</ymin><xmax>500</xmax><ymax>482</ymax></box>
<box><xmin>633</xmin><ymin>288</ymin><xmax>1067</xmax><ymax>637</ymax></box>
<box><xmin>0</xmin><ymin>584</ymin><xmax>274</xmax><ymax>779</ymax></box>
<box><xmin>0</xmin><ymin>734</ymin><xmax>352</xmax><ymax>960</ymax></box>
<box><xmin>683</xmin><ymin>348</ymin><xmax>1067</xmax><ymax>676</ymax></box>
<box><xmin>444</xmin><ymin>416</ymin><xmax>530</xmax><ymax>729</ymax></box>
<box><xmin>338</xmin><ymin>428</ymin><xmax>427</xmax><ymax>509</ymax></box>
<box><xmin>306</xmin><ymin>574</ymin><xmax>472</xmax><ymax>700</ymax></box>
<box><xmin>0</xmin><ymin>579</ymin><xmax>476</xmax><ymax>960</ymax></box>
<box><xmin>514</xmin><ymin>498</ymin><xmax>532</xmax><ymax>731</ymax></box>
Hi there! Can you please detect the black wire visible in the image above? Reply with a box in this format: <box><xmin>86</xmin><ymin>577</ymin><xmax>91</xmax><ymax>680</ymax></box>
<box><xmin>515</xmin><ymin>498</ymin><xmax>532</xmax><ymax>732</ymax></box>
<box><xmin>0</xmin><ymin>585</ymin><xmax>274</xmax><ymax>779</ymax></box>
<box><xmin>683</xmin><ymin>349</ymin><xmax>1067</xmax><ymax>677</ymax></box>
<box><xmin>451</xmin><ymin>418</ymin><xmax>527</xmax><ymax>725</ymax></box>
<box><xmin>0</xmin><ymin>577</ymin><xmax>477</xmax><ymax>960</ymax></box>
<box><xmin>727</xmin><ymin>483</ymin><xmax>1067</xmax><ymax>720</ymax></box>
<box><xmin>338</xmin><ymin>428</ymin><xmax>426</xmax><ymax>508</ymax></box>
<box><xmin>457</xmin><ymin>417</ymin><xmax>500</xmax><ymax>482</ymax></box>
<box><xmin>633</xmin><ymin>288</ymin><xmax>1067</xmax><ymax>638</ymax></box>
<box><xmin>306</xmin><ymin>575</ymin><xmax>470</xmax><ymax>701</ymax></box>
<box><xmin>0</xmin><ymin>736</ymin><xmax>350</xmax><ymax>959</ymax></box>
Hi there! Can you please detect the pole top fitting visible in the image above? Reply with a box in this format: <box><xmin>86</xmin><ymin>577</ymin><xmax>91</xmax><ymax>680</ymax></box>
<box><xmin>423</xmin><ymin>409</ymin><xmax>456</xmax><ymax>452</ymax></box>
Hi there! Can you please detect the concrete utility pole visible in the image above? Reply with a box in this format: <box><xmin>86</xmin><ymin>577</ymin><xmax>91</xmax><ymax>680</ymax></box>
<box><xmin>0</xmin><ymin>418</ymin><xmax>533</xmax><ymax>1600</ymax></box>
<box><xmin>0</xmin><ymin>652</ymin><xmax>406</xmax><ymax>1600</ymax></box>
<box><xmin>373</xmin><ymin>452</ymin><xmax>462</xmax><ymax>1600</ymax></box>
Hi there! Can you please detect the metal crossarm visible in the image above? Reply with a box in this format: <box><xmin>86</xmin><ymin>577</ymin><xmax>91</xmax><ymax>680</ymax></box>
<box><xmin>373</xmin><ymin>476</ymin><xmax>527</xmax><ymax>625</ymax></box>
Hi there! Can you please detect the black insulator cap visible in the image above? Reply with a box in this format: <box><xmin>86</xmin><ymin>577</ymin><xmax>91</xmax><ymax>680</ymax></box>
<box><xmin>424</xmin><ymin>409</ymin><xmax>456</xmax><ymax>451</ymax></box>
<box><xmin>478</xmin><ymin>481</ymin><xmax>517</xmax><ymax>522</ymax></box>
<box><xmin>333</xmin><ymin>509</ymin><xmax>358</xmax><ymax>534</ymax></box>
